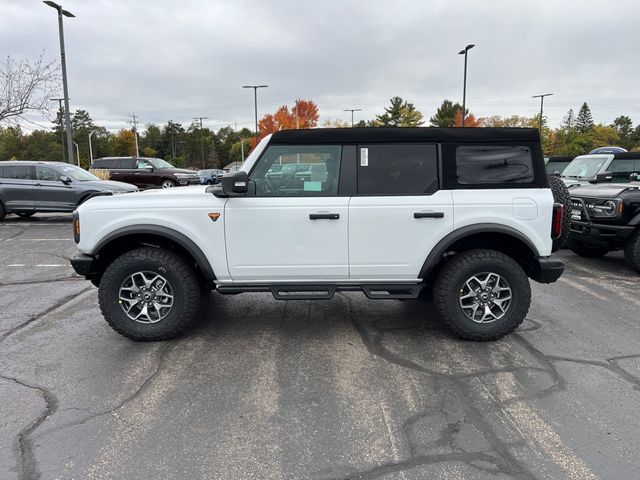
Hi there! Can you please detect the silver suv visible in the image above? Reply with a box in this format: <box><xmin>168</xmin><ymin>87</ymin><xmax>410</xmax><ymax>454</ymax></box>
<box><xmin>0</xmin><ymin>161</ymin><xmax>137</xmax><ymax>220</ymax></box>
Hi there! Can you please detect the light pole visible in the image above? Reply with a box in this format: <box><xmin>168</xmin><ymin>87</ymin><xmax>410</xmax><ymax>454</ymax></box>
<box><xmin>343</xmin><ymin>109</ymin><xmax>362</xmax><ymax>127</ymax></box>
<box><xmin>532</xmin><ymin>93</ymin><xmax>553</xmax><ymax>133</ymax></box>
<box><xmin>50</xmin><ymin>97</ymin><xmax>67</xmax><ymax>162</ymax></box>
<box><xmin>193</xmin><ymin>116</ymin><xmax>209</xmax><ymax>169</ymax></box>
<box><xmin>458</xmin><ymin>44</ymin><xmax>475</xmax><ymax>127</ymax></box>
<box><xmin>43</xmin><ymin>1</ymin><xmax>75</xmax><ymax>163</ymax></box>
<box><xmin>88</xmin><ymin>129</ymin><xmax>97</xmax><ymax>163</ymax></box>
<box><xmin>243</xmin><ymin>85</ymin><xmax>268</xmax><ymax>147</ymax></box>
<box><xmin>72</xmin><ymin>141</ymin><xmax>80</xmax><ymax>166</ymax></box>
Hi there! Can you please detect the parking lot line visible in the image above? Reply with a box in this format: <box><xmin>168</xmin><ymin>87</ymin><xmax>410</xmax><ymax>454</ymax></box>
<box><xmin>2</xmin><ymin>238</ymin><xmax>72</xmax><ymax>241</ymax></box>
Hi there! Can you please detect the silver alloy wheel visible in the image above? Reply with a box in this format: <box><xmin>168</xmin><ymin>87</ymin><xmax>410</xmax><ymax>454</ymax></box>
<box><xmin>161</xmin><ymin>180</ymin><xmax>175</xmax><ymax>188</ymax></box>
<box><xmin>459</xmin><ymin>272</ymin><xmax>512</xmax><ymax>324</ymax></box>
<box><xmin>118</xmin><ymin>271</ymin><xmax>174</xmax><ymax>324</ymax></box>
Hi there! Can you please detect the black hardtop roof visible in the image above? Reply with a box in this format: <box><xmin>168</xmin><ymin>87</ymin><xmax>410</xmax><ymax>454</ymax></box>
<box><xmin>269</xmin><ymin>127</ymin><xmax>540</xmax><ymax>144</ymax></box>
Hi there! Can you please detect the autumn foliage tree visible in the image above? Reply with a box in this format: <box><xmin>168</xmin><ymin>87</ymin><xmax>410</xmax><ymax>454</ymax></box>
<box><xmin>453</xmin><ymin>110</ymin><xmax>481</xmax><ymax>127</ymax></box>
<box><xmin>257</xmin><ymin>99</ymin><xmax>319</xmax><ymax>142</ymax></box>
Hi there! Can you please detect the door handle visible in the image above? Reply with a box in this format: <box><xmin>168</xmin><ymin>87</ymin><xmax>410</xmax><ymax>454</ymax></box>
<box><xmin>414</xmin><ymin>211</ymin><xmax>444</xmax><ymax>219</ymax></box>
<box><xmin>309</xmin><ymin>213</ymin><xmax>340</xmax><ymax>220</ymax></box>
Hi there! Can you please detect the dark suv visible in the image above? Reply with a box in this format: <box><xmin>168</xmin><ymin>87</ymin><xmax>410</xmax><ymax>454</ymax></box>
<box><xmin>0</xmin><ymin>161</ymin><xmax>137</xmax><ymax>220</ymax></box>
<box><xmin>569</xmin><ymin>183</ymin><xmax>640</xmax><ymax>272</ymax></box>
<box><xmin>90</xmin><ymin>157</ymin><xmax>200</xmax><ymax>189</ymax></box>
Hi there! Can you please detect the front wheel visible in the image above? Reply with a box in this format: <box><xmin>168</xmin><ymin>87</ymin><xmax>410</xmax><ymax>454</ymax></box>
<box><xmin>433</xmin><ymin>249</ymin><xmax>531</xmax><ymax>341</ymax></box>
<box><xmin>624</xmin><ymin>229</ymin><xmax>640</xmax><ymax>273</ymax></box>
<box><xmin>98</xmin><ymin>247</ymin><xmax>201</xmax><ymax>341</ymax></box>
<box><xmin>161</xmin><ymin>179</ymin><xmax>176</xmax><ymax>188</ymax></box>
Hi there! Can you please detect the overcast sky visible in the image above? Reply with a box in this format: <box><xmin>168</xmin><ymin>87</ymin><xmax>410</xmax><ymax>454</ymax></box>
<box><xmin>3</xmin><ymin>0</ymin><xmax>640</xmax><ymax>133</ymax></box>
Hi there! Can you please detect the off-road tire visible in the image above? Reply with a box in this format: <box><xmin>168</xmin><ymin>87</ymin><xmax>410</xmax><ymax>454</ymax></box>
<box><xmin>623</xmin><ymin>229</ymin><xmax>640</xmax><ymax>273</ymax></box>
<box><xmin>568</xmin><ymin>239</ymin><xmax>609</xmax><ymax>258</ymax></box>
<box><xmin>548</xmin><ymin>174</ymin><xmax>571</xmax><ymax>251</ymax></box>
<box><xmin>433</xmin><ymin>249</ymin><xmax>531</xmax><ymax>341</ymax></box>
<box><xmin>98</xmin><ymin>247</ymin><xmax>201</xmax><ymax>341</ymax></box>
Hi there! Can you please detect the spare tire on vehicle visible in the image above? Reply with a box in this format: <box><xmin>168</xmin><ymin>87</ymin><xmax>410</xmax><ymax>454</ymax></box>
<box><xmin>548</xmin><ymin>174</ymin><xmax>571</xmax><ymax>252</ymax></box>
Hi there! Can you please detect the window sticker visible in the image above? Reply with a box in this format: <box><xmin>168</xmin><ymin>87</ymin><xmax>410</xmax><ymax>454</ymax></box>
<box><xmin>304</xmin><ymin>181</ymin><xmax>322</xmax><ymax>192</ymax></box>
<box><xmin>360</xmin><ymin>148</ymin><xmax>369</xmax><ymax>166</ymax></box>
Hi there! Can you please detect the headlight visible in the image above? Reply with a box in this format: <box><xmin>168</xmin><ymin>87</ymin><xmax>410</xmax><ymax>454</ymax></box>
<box><xmin>586</xmin><ymin>198</ymin><xmax>621</xmax><ymax>217</ymax></box>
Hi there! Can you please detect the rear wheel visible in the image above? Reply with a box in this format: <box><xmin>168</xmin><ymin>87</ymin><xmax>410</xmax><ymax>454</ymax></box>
<box><xmin>624</xmin><ymin>229</ymin><xmax>640</xmax><ymax>273</ymax></box>
<box><xmin>98</xmin><ymin>247</ymin><xmax>201</xmax><ymax>341</ymax></box>
<box><xmin>548</xmin><ymin>175</ymin><xmax>571</xmax><ymax>251</ymax></box>
<box><xmin>433</xmin><ymin>249</ymin><xmax>531</xmax><ymax>341</ymax></box>
<box><xmin>568</xmin><ymin>239</ymin><xmax>609</xmax><ymax>258</ymax></box>
<box><xmin>161</xmin><ymin>179</ymin><xmax>176</xmax><ymax>189</ymax></box>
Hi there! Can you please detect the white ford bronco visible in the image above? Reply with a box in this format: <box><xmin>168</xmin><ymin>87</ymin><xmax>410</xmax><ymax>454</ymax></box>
<box><xmin>71</xmin><ymin>128</ymin><xmax>565</xmax><ymax>341</ymax></box>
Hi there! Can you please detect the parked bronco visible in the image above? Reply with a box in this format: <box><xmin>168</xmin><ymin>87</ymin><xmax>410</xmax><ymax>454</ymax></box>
<box><xmin>70</xmin><ymin>128</ymin><xmax>565</xmax><ymax>342</ymax></box>
<box><xmin>569</xmin><ymin>183</ymin><xmax>640</xmax><ymax>272</ymax></box>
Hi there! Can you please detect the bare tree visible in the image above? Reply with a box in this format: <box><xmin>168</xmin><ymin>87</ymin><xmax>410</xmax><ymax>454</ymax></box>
<box><xmin>0</xmin><ymin>51</ymin><xmax>60</xmax><ymax>124</ymax></box>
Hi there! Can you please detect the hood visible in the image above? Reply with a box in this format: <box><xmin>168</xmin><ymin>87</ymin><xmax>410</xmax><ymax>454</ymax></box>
<box><xmin>80</xmin><ymin>179</ymin><xmax>137</xmax><ymax>191</ymax></box>
<box><xmin>163</xmin><ymin>168</ymin><xmax>199</xmax><ymax>175</ymax></box>
<box><xmin>139</xmin><ymin>185</ymin><xmax>208</xmax><ymax>196</ymax></box>
<box><xmin>570</xmin><ymin>183</ymin><xmax>639</xmax><ymax>199</ymax></box>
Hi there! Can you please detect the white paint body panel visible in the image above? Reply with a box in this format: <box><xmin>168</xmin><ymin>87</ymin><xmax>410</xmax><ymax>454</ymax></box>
<box><xmin>349</xmin><ymin>191</ymin><xmax>454</xmax><ymax>279</ymax></box>
<box><xmin>76</xmin><ymin>186</ymin><xmax>233</xmax><ymax>281</ymax></box>
<box><xmin>452</xmin><ymin>188</ymin><xmax>553</xmax><ymax>257</ymax></box>
<box><xmin>224</xmin><ymin>196</ymin><xmax>350</xmax><ymax>281</ymax></box>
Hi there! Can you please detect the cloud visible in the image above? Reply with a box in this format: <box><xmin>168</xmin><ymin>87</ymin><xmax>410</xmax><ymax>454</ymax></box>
<box><xmin>3</xmin><ymin>0</ymin><xmax>639</xmax><ymax>131</ymax></box>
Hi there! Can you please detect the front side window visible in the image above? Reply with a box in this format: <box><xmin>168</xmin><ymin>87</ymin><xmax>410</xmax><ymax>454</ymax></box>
<box><xmin>357</xmin><ymin>144</ymin><xmax>438</xmax><ymax>195</ymax></box>
<box><xmin>608</xmin><ymin>159</ymin><xmax>637</xmax><ymax>182</ymax></box>
<box><xmin>137</xmin><ymin>159</ymin><xmax>153</xmax><ymax>169</ymax></box>
<box><xmin>36</xmin><ymin>166</ymin><xmax>60</xmax><ymax>181</ymax></box>
<box><xmin>2</xmin><ymin>165</ymin><xmax>31</xmax><ymax>180</ymax></box>
<box><xmin>250</xmin><ymin>145</ymin><xmax>342</xmax><ymax>196</ymax></box>
<box><xmin>456</xmin><ymin>146</ymin><xmax>533</xmax><ymax>184</ymax></box>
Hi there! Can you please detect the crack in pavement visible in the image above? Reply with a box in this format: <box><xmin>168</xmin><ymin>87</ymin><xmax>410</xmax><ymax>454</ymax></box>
<box><xmin>547</xmin><ymin>355</ymin><xmax>640</xmax><ymax>390</ymax></box>
<box><xmin>331</xmin><ymin>294</ymin><xmax>538</xmax><ymax>480</ymax></box>
<box><xmin>0</xmin><ymin>276</ymin><xmax>85</xmax><ymax>287</ymax></box>
<box><xmin>0</xmin><ymin>226</ymin><xmax>27</xmax><ymax>243</ymax></box>
<box><xmin>0</xmin><ymin>375</ymin><xmax>59</xmax><ymax>480</ymax></box>
<box><xmin>33</xmin><ymin>343</ymin><xmax>174</xmax><ymax>436</ymax></box>
<box><xmin>0</xmin><ymin>286</ymin><xmax>93</xmax><ymax>343</ymax></box>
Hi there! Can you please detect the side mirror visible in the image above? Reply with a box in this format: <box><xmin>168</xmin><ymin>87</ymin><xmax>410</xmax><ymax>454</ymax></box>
<box><xmin>630</xmin><ymin>172</ymin><xmax>639</xmax><ymax>182</ymax></box>
<box><xmin>594</xmin><ymin>172</ymin><xmax>612</xmax><ymax>183</ymax></box>
<box><xmin>221</xmin><ymin>170</ymin><xmax>248</xmax><ymax>196</ymax></box>
<box><xmin>144</xmin><ymin>165</ymin><xmax>154</xmax><ymax>171</ymax></box>
<box><xmin>60</xmin><ymin>175</ymin><xmax>72</xmax><ymax>184</ymax></box>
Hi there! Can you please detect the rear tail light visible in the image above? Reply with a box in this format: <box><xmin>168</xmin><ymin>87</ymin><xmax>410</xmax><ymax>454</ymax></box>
<box><xmin>72</xmin><ymin>210</ymin><xmax>80</xmax><ymax>244</ymax></box>
<box><xmin>552</xmin><ymin>203</ymin><xmax>563</xmax><ymax>239</ymax></box>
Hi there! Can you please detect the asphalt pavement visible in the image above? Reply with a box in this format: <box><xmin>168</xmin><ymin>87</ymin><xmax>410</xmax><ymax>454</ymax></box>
<box><xmin>1</xmin><ymin>213</ymin><xmax>639</xmax><ymax>480</ymax></box>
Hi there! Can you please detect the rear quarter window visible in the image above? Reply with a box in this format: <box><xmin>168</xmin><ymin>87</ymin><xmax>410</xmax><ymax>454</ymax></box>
<box><xmin>456</xmin><ymin>145</ymin><xmax>534</xmax><ymax>185</ymax></box>
<box><xmin>91</xmin><ymin>159</ymin><xmax>113</xmax><ymax>169</ymax></box>
<box><xmin>2</xmin><ymin>165</ymin><xmax>32</xmax><ymax>180</ymax></box>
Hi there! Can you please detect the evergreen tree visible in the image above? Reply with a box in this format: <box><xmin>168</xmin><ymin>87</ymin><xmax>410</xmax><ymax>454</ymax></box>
<box><xmin>561</xmin><ymin>109</ymin><xmax>575</xmax><ymax>131</ymax></box>
<box><xmin>610</xmin><ymin>115</ymin><xmax>633</xmax><ymax>149</ymax></box>
<box><xmin>375</xmin><ymin>96</ymin><xmax>424</xmax><ymax>127</ymax></box>
<box><xmin>575</xmin><ymin>102</ymin><xmax>594</xmax><ymax>134</ymax></box>
<box><xmin>429</xmin><ymin>100</ymin><xmax>463</xmax><ymax>127</ymax></box>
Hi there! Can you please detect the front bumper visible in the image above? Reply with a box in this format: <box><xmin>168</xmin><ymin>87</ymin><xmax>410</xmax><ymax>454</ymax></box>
<box><xmin>569</xmin><ymin>220</ymin><xmax>635</xmax><ymax>247</ymax></box>
<box><xmin>177</xmin><ymin>177</ymin><xmax>201</xmax><ymax>186</ymax></box>
<box><xmin>529</xmin><ymin>256</ymin><xmax>565</xmax><ymax>284</ymax></box>
<box><xmin>70</xmin><ymin>252</ymin><xmax>98</xmax><ymax>279</ymax></box>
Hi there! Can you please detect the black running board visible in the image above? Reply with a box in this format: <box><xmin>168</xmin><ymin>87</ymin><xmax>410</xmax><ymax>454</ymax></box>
<box><xmin>217</xmin><ymin>283</ymin><xmax>422</xmax><ymax>300</ymax></box>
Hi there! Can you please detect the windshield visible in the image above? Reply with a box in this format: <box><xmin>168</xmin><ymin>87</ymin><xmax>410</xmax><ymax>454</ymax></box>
<box><xmin>58</xmin><ymin>164</ymin><xmax>99</xmax><ymax>181</ymax></box>
<box><xmin>150</xmin><ymin>158</ymin><xmax>175</xmax><ymax>169</ymax></box>
<box><xmin>562</xmin><ymin>156</ymin><xmax>609</xmax><ymax>178</ymax></box>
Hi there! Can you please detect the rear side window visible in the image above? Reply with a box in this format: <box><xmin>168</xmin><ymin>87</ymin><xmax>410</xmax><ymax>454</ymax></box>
<box><xmin>92</xmin><ymin>159</ymin><xmax>112</xmax><ymax>169</ymax></box>
<box><xmin>357</xmin><ymin>144</ymin><xmax>438</xmax><ymax>195</ymax></box>
<box><xmin>2</xmin><ymin>165</ymin><xmax>32</xmax><ymax>180</ymax></box>
<box><xmin>114</xmin><ymin>158</ymin><xmax>135</xmax><ymax>169</ymax></box>
<box><xmin>456</xmin><ymin>146</ymin><xmax>533</xmax><ymax>184</ymax></box>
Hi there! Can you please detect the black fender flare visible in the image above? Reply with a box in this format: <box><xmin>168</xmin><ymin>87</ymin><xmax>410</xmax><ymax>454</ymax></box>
<box><xmin>419</xmin><ymin>223</ymin><xmax>540</xmax><ymax>278</ymax></box>
<box><xmin>93</xmin><ymin>224</ymin><xmax>215</xmax><ymax>280</ymax></box>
